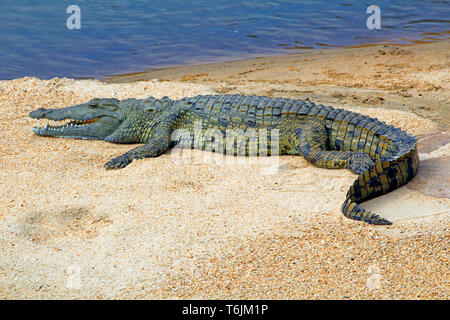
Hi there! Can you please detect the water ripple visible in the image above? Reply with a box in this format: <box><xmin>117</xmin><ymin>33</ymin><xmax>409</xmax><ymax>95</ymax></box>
<box><xmin>0</xmin><ymin>0</ymin><xmax>448</xmax><ymax>79</ymax></box>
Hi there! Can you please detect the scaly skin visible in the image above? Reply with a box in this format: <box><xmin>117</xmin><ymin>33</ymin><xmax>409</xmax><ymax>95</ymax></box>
<box><xmin>29</xmin><ymin>95</ymin><xmax>419</xmax><ymax>225</ymax></box>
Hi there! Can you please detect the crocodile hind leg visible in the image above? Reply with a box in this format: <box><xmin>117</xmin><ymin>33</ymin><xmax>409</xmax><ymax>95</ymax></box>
<box><xmin>293</xmin><ymin>122</ymin><xmax>375</xmax><ymax>174</ymax></box>
<box><xmin>293</xmin><ymin>121</ymin><xmax>391</xmax><ymax>225</ymax></box>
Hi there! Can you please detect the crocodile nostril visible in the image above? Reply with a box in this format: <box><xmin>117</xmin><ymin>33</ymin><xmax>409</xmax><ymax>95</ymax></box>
<box><xmin>29</xmin><ymin>108</ymin><xmax>47</xmax><ymax>118</ymax></box>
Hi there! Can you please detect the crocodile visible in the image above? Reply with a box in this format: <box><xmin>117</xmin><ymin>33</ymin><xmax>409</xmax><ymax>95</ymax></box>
<box><xmin>29</xmin><ymin>95</ymin><xmax>419</xmax><ymax>225</ymax></box>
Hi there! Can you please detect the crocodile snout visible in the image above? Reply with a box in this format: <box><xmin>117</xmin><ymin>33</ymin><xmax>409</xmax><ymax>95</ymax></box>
<box><xmin>29</xmin><ymin>108</ymin><xmax>49</xmax><ymax>119</ymax></box>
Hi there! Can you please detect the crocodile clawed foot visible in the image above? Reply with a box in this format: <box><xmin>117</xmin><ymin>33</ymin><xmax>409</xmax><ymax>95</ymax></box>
<box><xmin>104</xmin><ymin>154</ymin><xmax>132</xmax><ymax>170</ymax></box>
<box><xmin>348</xmin><ymin>152</ymin><xmax>375</xmax><ymax>175</ymax></box>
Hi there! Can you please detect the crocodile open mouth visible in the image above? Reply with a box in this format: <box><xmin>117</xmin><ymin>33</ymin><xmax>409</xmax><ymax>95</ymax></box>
<box><xmin>33</xmin><ymin>118</ymin><xmax>100</xmax><ymax>135</ymax></box>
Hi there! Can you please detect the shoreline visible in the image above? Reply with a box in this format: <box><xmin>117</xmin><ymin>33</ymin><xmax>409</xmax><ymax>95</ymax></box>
<box><xmin>103</xmin><ymin>37</ymin><xmax>449</xmax><ymax>81</ymax></box>
<box><xmin>98</xmin><ymin>28</ymin><xmax>449</xmax><ymax>80</ymax></box>
<box><xmin>0</xmin><ymin>39</ymin><xmax>448</xmax><ymax>299</ymax></box>
<box><xmin>95</xmin><ymin>30</ymin><xmax>450</xmax><ymax>82</ymax></box>
<box><xmin>105</xmin><ymin>39</ymin><xmax>449</xmax><ymax>130</ymax></box>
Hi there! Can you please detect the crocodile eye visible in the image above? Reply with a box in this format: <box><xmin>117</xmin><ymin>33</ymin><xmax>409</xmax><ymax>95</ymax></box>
<box><xmin>88</xmin><ymin>99</ymin><xmax>100</xmax><ymax>108</ymax></box>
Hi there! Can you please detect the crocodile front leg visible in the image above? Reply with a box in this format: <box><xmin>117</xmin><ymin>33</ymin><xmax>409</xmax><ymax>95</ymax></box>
<box><xmin>104</xmin><ymin>111</ymin><xmax>183</xmax><ymax>169</ymax></box>
<box><xmin>294</xmin><ymin>121</ymin><xmax>374</xmax><ymax>174</ymax></box>
<box><xmin>104</xmin><ymin>135</ymin><xmax>171</xmax><ymax>169</ymax></box>
<box><xmin>104</xmin><ymin>115</ymin><xmax>175</xmax><ymax>170</ymax></box>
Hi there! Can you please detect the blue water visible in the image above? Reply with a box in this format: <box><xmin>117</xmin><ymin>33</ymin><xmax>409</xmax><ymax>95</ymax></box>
<box><xmin>0</xmin><ymin>0</ymin><xmax>449</xmax><ymax>80</ymax></box>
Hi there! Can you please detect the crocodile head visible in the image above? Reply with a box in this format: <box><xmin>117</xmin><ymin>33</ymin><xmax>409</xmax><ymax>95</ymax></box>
<box><xmin>29</xmin><ymin>98</ymin><xmax>124</xmax><ymax>140</ymax></box>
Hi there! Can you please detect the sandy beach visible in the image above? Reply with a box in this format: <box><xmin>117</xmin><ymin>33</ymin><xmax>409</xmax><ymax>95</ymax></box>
<box><xmin>0</xmin><ymin>40</ymin><xmax>448</xmax><ymax>299</ymax></box>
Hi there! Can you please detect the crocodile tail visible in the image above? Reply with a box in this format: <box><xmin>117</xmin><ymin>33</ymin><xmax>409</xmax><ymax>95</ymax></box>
<box><xmin>317</xmin><ymin>105</ymin><xmax>419</xmax><ymax>225</ymax></box>
<box><xmin>342</xmin><ymin>146</ymin><xmax>419</xmax><ymax>225</ymax></box>
<box><xmin>341</xmin><ymin>197</ymin><xmax>392</xmax><ymax>225</ymax></box>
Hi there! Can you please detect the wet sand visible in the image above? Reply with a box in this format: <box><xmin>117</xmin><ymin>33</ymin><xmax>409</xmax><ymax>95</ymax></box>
<box><xmin>0</xmin><ymin>40</ymin><xmax>448</xmax><ymax>299</ymax></box>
